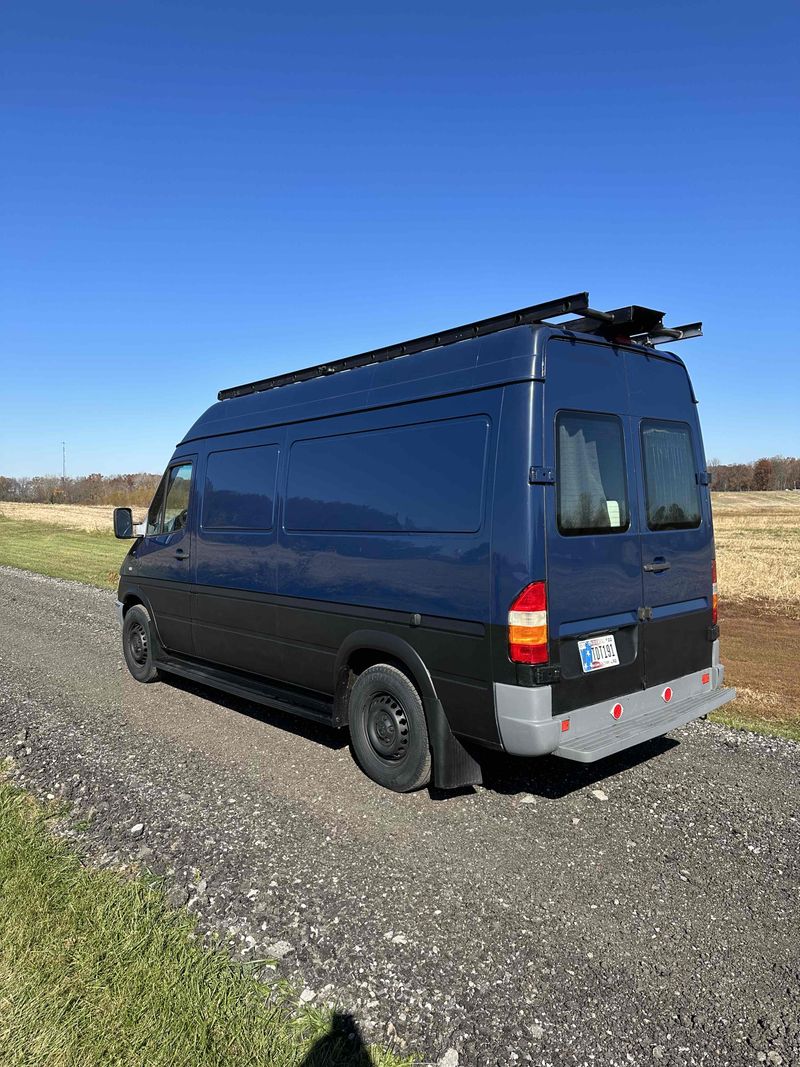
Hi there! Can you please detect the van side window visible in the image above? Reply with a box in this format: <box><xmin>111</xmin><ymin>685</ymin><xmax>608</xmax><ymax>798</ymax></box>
<box><xmin>557</xmin><ymin>412</ymin><xmax>630</xmax><ymax>536</ymax></box>
<box><xmin>641</xmin><ymin>420</ymin><xmax>701</xmax><ymax>530</ymax></box>
<box><xmin>285</xmin><ymin>417</ymin><xmax>489</xmax><ymax>533</ymax></box>
<box><xmin>202</xmin><ymin>445</ymin><xmax>279</xmax><ymax>530</ymax></box>
<box><xmin>161</xmin><ymin>463</ymin><xmax>193</xmax><ymax>533</ymax></box>
<box><xmin>145</xmin><ymin>473</ymin><xmax>168</xmax><ymax>536</ymax></box>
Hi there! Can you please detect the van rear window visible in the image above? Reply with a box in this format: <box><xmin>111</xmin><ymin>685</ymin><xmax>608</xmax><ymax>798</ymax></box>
<box><xmin>557</xmin><ymin>412</ymin><xmax>630</xmax><ymax>536</ymax></box>
<box><xmin>641</xmin><ymin>420</ymin><xmax>701</xmax><ymax>530</ymax></box>
<box><xmin>285</xmin><ymin>417</ymin><xmax>489</xmax><ymax>533</ymax></box>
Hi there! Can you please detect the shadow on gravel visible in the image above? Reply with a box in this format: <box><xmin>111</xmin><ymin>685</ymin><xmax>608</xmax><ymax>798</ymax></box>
<box><xmin>161</xmin><ymin>673</ymin><xmax>679</xmax><ymax>803</ymax></box>
<box><xmin>161</xmin><ymin>674</ymin><xmax>350</xmax><ymax>751</ymax></box>
<box><xmin>463</xmin><ymin>735</ymin><xmax>679</xmax><ymax>800</ymax></box>
<box><xmin>299</xmin><ymin>1012</ymin><xmax>373</xmax><ymax>1066</ymax></box>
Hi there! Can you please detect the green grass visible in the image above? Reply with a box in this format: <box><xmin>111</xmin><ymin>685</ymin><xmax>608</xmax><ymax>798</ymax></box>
<box><xmin>0</xmin><ymin>517</ymin><xmax>127</xmax><ymax>588</ymax></box>
<box><xmin>709</xmin><ymin>707</ymin><xmax>800</xmax><ymax>743</ymax></box>
<box><xmin>0</xmin><ymin>778</ymin><xmax>413</xmax><ymax>1067</ymax></box>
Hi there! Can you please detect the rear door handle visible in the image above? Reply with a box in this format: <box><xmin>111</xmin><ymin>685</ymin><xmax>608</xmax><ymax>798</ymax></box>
<box><xmin>643</xmin><ymin>559</ymin><xmax>670</xmax><ymax>573</ymax></box>
<box><xmin>174</xmin><ymin>547</ymin><xmax>190</xmax><ymax>560</ymax></box>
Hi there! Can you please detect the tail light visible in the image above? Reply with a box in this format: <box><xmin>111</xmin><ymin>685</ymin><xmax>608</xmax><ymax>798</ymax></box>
<box><xmin>508</xmin><ymin>581</ymin><xmax>548</xmax><ymax>664</ymax></box>
<box><xmin>711</xmin><ymin>559</ymin><xmax>718</xmax><ymax>625</ymax></box>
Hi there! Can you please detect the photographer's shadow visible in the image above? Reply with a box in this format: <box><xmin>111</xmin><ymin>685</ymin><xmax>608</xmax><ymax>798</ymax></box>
<box><xmin>300</xmin><ymin>1012</ymin><xmax>375</xmax><ymax>1066</ymax></box>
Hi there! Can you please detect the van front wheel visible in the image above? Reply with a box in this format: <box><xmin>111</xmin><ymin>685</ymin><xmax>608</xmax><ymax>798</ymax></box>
<box><xmin>348</xmin><ymin>664</ymin><xmax>432</xmax><ymax>792</ymax></box>
<box><xmin>122</xmin><ymin>604</ymin><xmax>161</xmax><ymax>684</ymax></box>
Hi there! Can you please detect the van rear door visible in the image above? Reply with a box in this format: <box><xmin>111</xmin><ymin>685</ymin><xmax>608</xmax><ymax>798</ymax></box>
<box><xmin>626</xmin><ymin>355</ymin><xmax>714</xmax><ymax>687</ymax></box>
<box><xmin>543</xmin><ymin>340</ymin><xmax>646</xmax><ymax>715</ymax></box>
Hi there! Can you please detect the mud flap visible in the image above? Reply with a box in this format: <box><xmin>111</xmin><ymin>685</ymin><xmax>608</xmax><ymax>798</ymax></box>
<box><xmin>427</xmin><ymin>697</ymin><xmax>483</xmax><ymax>789</ymax></box>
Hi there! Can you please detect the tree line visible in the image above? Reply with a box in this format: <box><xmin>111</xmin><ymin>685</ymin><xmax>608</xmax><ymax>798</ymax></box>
<box><xmin>707</xmin><ymin>455</ymin><xmax>800</xmax><ymax>492</ymax></box>
<box><xmin>0</xmin><ymin>473</ymin><xmax>162</xmax><ymax>507</ymax></box>
<box><xmin>0</xmin><ymin>455</ymin><xmax>798</xmax><ymax>506</ymax></box>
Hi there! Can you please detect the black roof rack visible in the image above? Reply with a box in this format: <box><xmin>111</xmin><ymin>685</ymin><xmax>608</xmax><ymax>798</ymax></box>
<box><xmin>218</xmin><ymin>292</ymin><xmax>702</xmax><ymax>401</ymax></box>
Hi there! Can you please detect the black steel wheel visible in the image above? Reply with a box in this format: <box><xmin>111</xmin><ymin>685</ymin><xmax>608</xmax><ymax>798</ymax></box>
<box><xmin>122</xmin><ymin>603</ymin><xmax>161</xmax><ymax>683</ymax></box>
<box><xmin>348</xmin><ymin>664</ymin><xmax>431</xmax><ymax>792</ymax></box>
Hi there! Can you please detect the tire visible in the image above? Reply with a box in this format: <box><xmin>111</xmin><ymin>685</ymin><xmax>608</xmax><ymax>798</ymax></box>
<box><xmin>122</xmin><ymin>604</ymin><xmax>161</xmax><ymax>683</ymax></box>
<box><xmin>348</xmin><ymin>664</ymin><xmax>432</xmax><ymax>792</ymax></box>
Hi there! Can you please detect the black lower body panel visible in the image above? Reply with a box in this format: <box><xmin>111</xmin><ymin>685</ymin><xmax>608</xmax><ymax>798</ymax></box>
<box><xmin>644</xmin><ymin>607</ymin><xmax>713</xmax><ymax>689</ymax></box>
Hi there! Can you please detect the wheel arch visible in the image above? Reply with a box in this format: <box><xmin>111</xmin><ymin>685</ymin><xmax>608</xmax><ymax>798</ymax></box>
<box><xmin>334</xmin><ymin>630</ymin><xmax>438</xmax><ymax>723</ymax></box>
<box><xmin>118</xmin><ymin>584</ymin><xmax>165</xmax><ymax>653</ymax></box>
<box><xmin>334</xmin><ymin>630</ymin><xmax>483</xmax><ymax>791</ymax></box>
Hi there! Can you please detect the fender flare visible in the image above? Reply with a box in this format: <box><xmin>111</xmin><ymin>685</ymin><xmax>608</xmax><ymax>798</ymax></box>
<box><xmin>334</xmin><ymin>629</ymin><xmax>482</xmax><ymax>791</ymax></box>
<box><xmin>118</xmin><ymin>582</ymin><xmax>166</xmax><ymax>658</ymax></box>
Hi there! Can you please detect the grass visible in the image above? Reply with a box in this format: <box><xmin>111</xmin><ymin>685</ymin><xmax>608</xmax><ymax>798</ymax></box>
<box><xmin>712</xmin><ymin>492</ymin><xmax>800</xmax><ymax>617</ymax></box>
<box><xmin>0</xmin><ymin>501</ymin><xmax>128</xmax><ymax>532</ymax></box>
<box><xmin>0</xmin><ymin>777</ymin><xmax>412</xmax><ymax>1067</ymax></box>
<box><xmin>0</xmin><ymin>516</ymin><xmax>127</xmax><ymax>588</ymax></box>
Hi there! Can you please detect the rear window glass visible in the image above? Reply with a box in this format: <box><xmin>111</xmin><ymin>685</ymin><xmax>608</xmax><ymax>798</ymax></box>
<box><xmin>285</xmin><ymin>417</ymin><xmax>489</xmax><ymax>533</ymax></box>
<box><xmin>641</xmin><ymin>420</ymin><xmax>701</xmax><ymax>530</ymax></box>
<box><xmin>557</xmin><ymin>412</ymin><xmax>630</xmax><ymax>536</ymax></box>
<box><xmin>202</xmin><ymin>445</ymin><xmax>279</xmax><ymax>530</ymax></box>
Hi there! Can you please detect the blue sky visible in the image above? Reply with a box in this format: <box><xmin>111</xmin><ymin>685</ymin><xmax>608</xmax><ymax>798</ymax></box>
<box><xmin>1</xmin><ymin>1</ymin><xmax>798</xmax><ymax>477</ymax></box>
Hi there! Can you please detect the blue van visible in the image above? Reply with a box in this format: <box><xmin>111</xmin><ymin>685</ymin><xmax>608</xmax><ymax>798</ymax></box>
<box><xmin>113</xmin><ymin>293</ymin><xmax>735</xmax><ymax>792</ymax></box>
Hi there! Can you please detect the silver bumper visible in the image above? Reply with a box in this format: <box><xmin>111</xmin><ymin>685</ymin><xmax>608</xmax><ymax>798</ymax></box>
<box><xmin>495</xmin><ymin>646</ymin><xmax>735</xmax><ymax>762</ymax></box>
<box><xmin>115</xmin><ymin>600</ymin><xmax>125</xmax><ymax>627</ymax></box>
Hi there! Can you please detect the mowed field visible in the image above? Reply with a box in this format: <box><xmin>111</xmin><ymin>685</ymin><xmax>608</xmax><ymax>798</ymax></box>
<box><xmin>1</xmin><ymin>493</ymin><xmax>798</xmax><ymax>738</ymax></box>
<box><xmin>710</xmin><ymin>492</ymin><xmax>800</xmax><ymax>740</ymax></box>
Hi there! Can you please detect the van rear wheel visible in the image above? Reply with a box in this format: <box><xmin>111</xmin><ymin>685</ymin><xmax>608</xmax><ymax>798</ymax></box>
<box><xmin>348</xmin><ymin>664</ymin><xmax>431</xmax><ymax>792</ymax></box>
<box><xmin>122</xmin><ymin>604</ymin><xmax>161</xmax><ymax>684</ymax></box>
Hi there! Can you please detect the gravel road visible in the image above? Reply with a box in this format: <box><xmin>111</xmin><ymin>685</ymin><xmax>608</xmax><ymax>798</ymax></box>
<box><xmin>0</xmin><ymin>565</ymin><xmax>797</xmax><ymax>1067</ymax></box>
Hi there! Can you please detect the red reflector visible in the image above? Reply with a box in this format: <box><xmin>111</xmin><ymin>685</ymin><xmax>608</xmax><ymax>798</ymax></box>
<box><xmin>561</xmin><ymin>718</ymin><xmax>570</xmax><ymax>733</ymax></box>
<box><xmin>711</xmin><ymin>559</ymin><xmax>718</xmax><ymax>625</ymax></box>
<box><xmin>611</xmin><ymin>703</ymin><xmax>623</xmax><ymax>720</ymax></box>
<box><xmin>662</xmin><ymin>687</ymin><xmax>673</xmax><ymax>703</ymax></box>
<box><xmin>702</xmin><ymin>672</ymin><xmax>710</xmax><ymax>685</ymax></box>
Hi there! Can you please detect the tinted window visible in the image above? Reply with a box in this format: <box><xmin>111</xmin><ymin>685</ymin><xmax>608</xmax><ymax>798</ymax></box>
<box><xmin>286</xmin><ymin>418</ymin><xmax>489</xmax><ymax>533</ymax></box>
<box><xmin>202</xmin><ymin>445</ymin><xmax>278</xmax><ymax>530</ymax></box>
<box><xmin>162</xmin><ymin>464</ymin><xmax>193</xmax><ymax>533</ymax></box>
<box><xmin>146</xmin><ymin>473</ymin><xmax>167</xmax><ymax>535</ymax></box>
<box><xmin>557</xmin><ymin>412</ymin><xmax>630</xmax><ymax>535</ymax></box>
<box><xmin>147</xmin><ymin>463</ymin><xmax>193</xmax><ymax>535</ymax></box>
<box><xmin>641</xmin><ymin>420</ymin><xmax>701</xmax><ymax>530</ymax></box>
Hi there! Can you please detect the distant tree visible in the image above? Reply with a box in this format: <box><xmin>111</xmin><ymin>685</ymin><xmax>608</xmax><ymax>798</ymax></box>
<box><xmin>751</xmin><ymin>458</ymin><xmax>772</xmax><ymax>491</ymax></box>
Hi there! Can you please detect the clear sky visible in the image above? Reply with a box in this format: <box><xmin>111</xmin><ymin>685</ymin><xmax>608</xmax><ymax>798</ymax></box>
<box><xmin>1</xmin><ymin>1</ymin><xmax>798</xmax><ymax>478</ymax></box>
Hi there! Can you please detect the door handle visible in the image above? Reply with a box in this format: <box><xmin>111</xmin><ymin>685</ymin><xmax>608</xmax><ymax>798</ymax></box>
<box><xmin>643</xmin><ymin>559</ymin><xmax>670</xmax><ymax>573</ymax></box>
<box><xmin>174</xmin><ymin>547</ymin><xmax>190</xmax><ymax>560</ymax></box>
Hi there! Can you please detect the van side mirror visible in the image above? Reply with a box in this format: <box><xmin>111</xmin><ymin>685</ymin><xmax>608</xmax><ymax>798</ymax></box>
<box><xmin>113</xmin><ymin>507</ymin><xmax>134</xmax><ymax>539</ymax></box>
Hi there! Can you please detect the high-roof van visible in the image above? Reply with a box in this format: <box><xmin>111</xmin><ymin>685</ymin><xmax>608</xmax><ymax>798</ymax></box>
<box><xmin>114</xmin><ymin>292</ymin><xmax>735</xmax><ymax>792</ymax></box>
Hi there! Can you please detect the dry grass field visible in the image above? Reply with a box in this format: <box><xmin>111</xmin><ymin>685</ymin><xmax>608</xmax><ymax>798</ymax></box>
<box><xmin>0</xmin><ymin>501</ymin><xmax>145</xmax><ymax>531</ymax></box>
<box><xmin>710</xmin><ymin>492</ymin><xmax>800</xmax><ymax>739</ymax></box>
<box><xmin>1</xmin><ymin>493</ymin><xmax>798</xmax><ymax>738</ymax></box>
<box><xmin>712</xmin><ymin>491</ymin><xmax>800</xmax><ymax>617</ymax></box>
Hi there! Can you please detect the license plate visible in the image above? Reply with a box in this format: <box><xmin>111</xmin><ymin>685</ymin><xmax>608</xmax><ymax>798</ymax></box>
<box><xmin>578</xmin><ymin>634</ymin><xmax>619</xmax><ymax>673</ymax></box>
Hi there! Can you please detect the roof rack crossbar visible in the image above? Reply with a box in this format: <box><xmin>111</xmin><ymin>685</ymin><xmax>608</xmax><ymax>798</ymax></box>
<box><xmin>634</xmin><ymin>322</ymin><xmax>703</xmax><ymax>346</ymax></box>
<box><xmin>218</xmin><ymin>292</ymin><xmax>590</xmax><ymax>400</ymax></box>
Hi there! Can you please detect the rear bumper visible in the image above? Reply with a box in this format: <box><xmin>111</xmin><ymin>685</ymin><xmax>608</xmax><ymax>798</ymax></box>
<box><xmin>115</xmin><ymin>600</ymin><xmax>124</xmax><ymax>627</ymax></box>
<box><xmin>495</xmin><ymin>648</ymin><xmax>734</xmax><ymax>762</ymax></box>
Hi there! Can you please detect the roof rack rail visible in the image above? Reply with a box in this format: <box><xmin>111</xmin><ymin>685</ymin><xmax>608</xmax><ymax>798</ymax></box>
<box><xmin>218</xmin><ymin>292</ymin><xmax>701</xmax><ymax>400</ymax></box>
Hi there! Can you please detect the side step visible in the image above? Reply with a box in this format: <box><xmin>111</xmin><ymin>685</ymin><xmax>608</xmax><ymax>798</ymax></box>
<box><xmin>555</xmin><ymin>687</ymin><xmax>736</xmax><ymax>763</ymax></box>
<box><xmin>155</xmin><ymin>655</ymin><xmax>337</xmax><ymax>727</ymax></box>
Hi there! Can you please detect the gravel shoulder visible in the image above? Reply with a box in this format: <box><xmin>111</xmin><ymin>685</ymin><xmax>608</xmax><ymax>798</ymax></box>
<box><xmin>0</xmin><ymin>565</ymin><xmax>798</xmax><ymax>1067</ymax></box>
